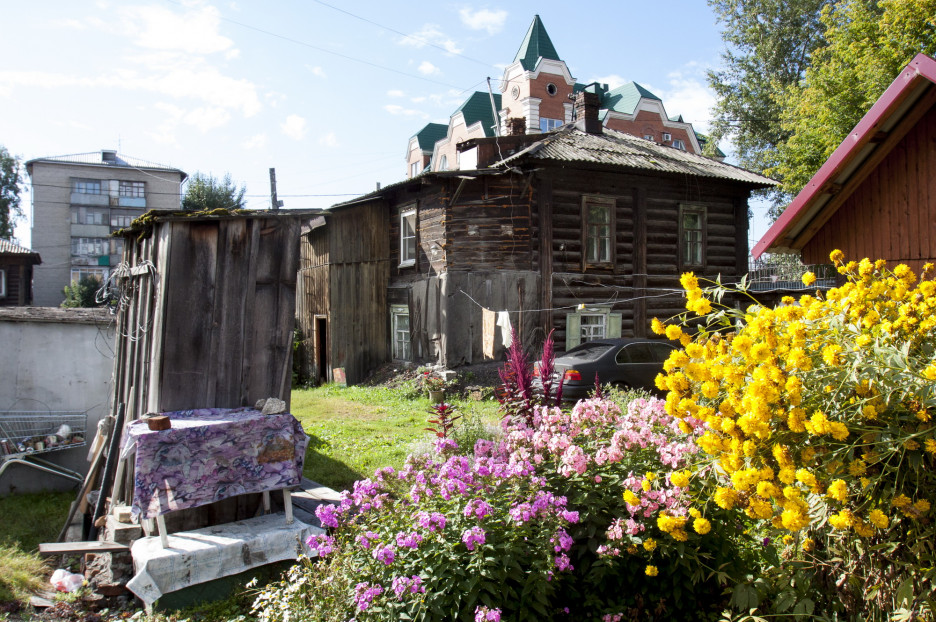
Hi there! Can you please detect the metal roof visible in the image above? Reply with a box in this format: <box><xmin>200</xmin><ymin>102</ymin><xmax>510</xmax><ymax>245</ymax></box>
<box><xmin>412</xmin><ymin>123</ymin><xmax>449</xmax><ymax>152</ymax></box>
<box><xmin>514</xmin><ymin>15</ymin><xmax>561</xmax><ymax>71</ymax></box>
<box><xmin>601</xmin><ymin>82</ymin><xmax>662</xmax><ymax>116</ymax></box>
<box><xmin>26</xmin><ymin>150</ymin><xmax>187</xmax><ymax>180</ymax></box>
<box><xmin>753</xmin><ymin>54</ymin><xmax>936</xmax><ymax>258</ymax></box>
<box><xmin>493</xmin><ymin>125</ymin><xmax>777</xmax><ymax>186</ymax></box>
<box><xmin>455</xmin><ymin>92</ymin><xmax>502</xmax><ymax>137</ymax></box>
<box><xmin>0</xmin><ymin>239</ymin><xmax>38</xmax><ymax>256</ymax></box>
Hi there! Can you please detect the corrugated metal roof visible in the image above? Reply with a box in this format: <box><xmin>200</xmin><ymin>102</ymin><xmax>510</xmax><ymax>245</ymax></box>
<box><xmin>0</xmin><ymin>239</ymin><xmax>37</xmax><ymax>255</ymax></box>
<box><xmin>412</xmin><ymin>123</ymin><xmax>449</xmax><ymax>151</ymax></box>
<box><xmin>26</xmin><ymin>151</ymin><xmax>186</xmax><ymax>176</ymax></box>
<box><xmin>494</xmin><ymin>125</ymin><xmax>776</xmax><ymax>186</ymax></box>
<box><xmin>514</xmin><ymin>15</ymin><xmax>561</xmax><ymax>71</ymax></box>
<box><xmin>456</xmin><ymin>92</ymin><xmax>502</xmax><ymax>137</ymax></box>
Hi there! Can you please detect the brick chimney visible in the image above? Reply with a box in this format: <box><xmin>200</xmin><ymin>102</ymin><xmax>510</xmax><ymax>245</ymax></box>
<box><xmin>573</xmin><ymin>91</ymin><xmax>602</xmax><ymax>135</ymax></box>
<box><xmin>506</xmin><ymin>117</ymin><xmax>527</xmax><ymax>136</ymax></box>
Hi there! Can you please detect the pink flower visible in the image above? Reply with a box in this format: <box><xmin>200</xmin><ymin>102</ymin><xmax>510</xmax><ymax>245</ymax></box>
<box><xmin>461</xmin><ymin>526</ymin><xmax>486</xmax><ymax>551</ymax></box>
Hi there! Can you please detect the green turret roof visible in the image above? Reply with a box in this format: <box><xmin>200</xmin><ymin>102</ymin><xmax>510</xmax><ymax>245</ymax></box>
<box><xmin>513</xmin><ymin>15</ymin><xmax>561</xmax><ymax>71</ymax></box>
<box><xmin>455</xmin><ymin>92</ymin><xmax>502</xmax><ymax>137</ymax></box>
<box><xmin>412</xmin><ymin>123</ymin><xmax>448</xmax><ymax>151</ymax></box>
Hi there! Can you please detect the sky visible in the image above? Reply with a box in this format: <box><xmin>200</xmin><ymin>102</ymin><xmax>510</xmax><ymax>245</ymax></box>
<box><xmin>0</xmin><ymin>0</ymin><xmax>773</xmax><ymax>250</ymax></box>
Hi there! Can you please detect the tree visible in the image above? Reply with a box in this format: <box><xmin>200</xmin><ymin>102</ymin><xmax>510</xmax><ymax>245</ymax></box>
<box><xmin>706</xmin><ymin>0</ymin><xmax>831</xmax><ymax>193</ymax></box>
<box><xmin>181</xmin><ymin>172</ymin><xmax>247</xmax><ymax>212</ymax></box>
<box><xmin>771</xmin><ymin>0</ymin><xmax>936</xmax><ymax>194</ymax></box>
<box><xmin>61</xmin><ymin>275</ymin><xmax>103</xmax><ymax>308</ymax></box>
<box><xmin>0</xmin><ymin>145</ymin><xmax>23</xmax><ymax>240</ymax></box>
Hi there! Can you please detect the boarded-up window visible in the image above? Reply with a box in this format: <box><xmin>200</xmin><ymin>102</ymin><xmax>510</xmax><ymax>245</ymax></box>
<box><xmin>583</xmin><ymin>195</ymin><xmax>615</xmax><ymax>266</ymax></box>
<box><xmin>400</xmin><ymin>207</ymin><xmax>417</xmax><ymax>266</ymax></box>
<box><xmin>680</xmin><ymin>204</ymin><xmax>706</xmax><ymax>269</ymax></box>
<box><xmin>391</xmin><ymin>305</ymin><xmax>411</xmax><ymax>360</ymax></box>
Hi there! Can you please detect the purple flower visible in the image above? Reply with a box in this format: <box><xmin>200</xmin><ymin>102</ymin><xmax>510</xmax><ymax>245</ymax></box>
<box><xmin>315</xmin><ymin>503</ymin><xmax>341</xmax><ymax>528</ymax></box>
<box><xmin>354</xmin><ymin>582</ymin><xmax>383</xmax><ymax>611</ymax></box>
<box><xmin>372</xmin><ymin>544</ymin><xmax>395</xmax><ymax>565</ymax></box>
<box><xmin>461</xmin><ymin>526</ymin><xmax>486</xmax><ymax>551</ymax></box>
<box><xmin>554</xmin><ymin>553</ymin><xmax>573</xmax><ymax>571</ymax></box>
<box><xmin>306</xmin><ymin>533</ymin><xmax>335</xmax><ymax>556</ymax></box>
<box><xmin>395</xmin><ymin>531</ymin><xmax>424</xmax><ymax>549</ymax></box>
<box><xmin>464</xmin><ymin>498</ymin><xmax>494</xmax><ymax>520</ymax></box>
<box><xmin>475</xmin><ymin>605</ymin><xmax>502</xmax><ymax>622</ymax></box>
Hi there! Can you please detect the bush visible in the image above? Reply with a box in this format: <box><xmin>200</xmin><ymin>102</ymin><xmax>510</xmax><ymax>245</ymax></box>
<box><xmin>654</xmin><ymin>254</ymin><xmax>936</xmax><ymax>618</ymax></box>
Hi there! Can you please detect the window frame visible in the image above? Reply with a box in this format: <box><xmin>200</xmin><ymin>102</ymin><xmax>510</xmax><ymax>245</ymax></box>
<box><xmin>678</xmin><ymin>203</ymin><xmax>707</xmax><ymax>270</ymax></box>
<box><xmin>0</xmin><ymin>268</ymin><xmax>6</xmax><ymax>298</ymax></box>
<box><xmin>539</xmin><ymin>117</ymin><xmax>563</xmax><ymax>132</ymax></box>
<box><xmin>580</xmin><ymin>313</ymin><xmax>607</xmax><ymax>343</ymax></box>
<box><xmin>410</xmin><ymin>161</ymin><xmax>419</xmax><ymax>178</ymax></box>
<box><xmin>390</xmin><ymin>305</ymin><xmax>411</xmax><ymax>361</ymax></box>
<box><xmin>438</xmin><ymin>155</ymin><xmax>448</xmax><ymax>171</ymax></box>
<box><xmin>70</xmin><ymin>267</ymin><xmax>108</xmax><ymax>284</ymax></box>
<box><xmin>672</xmin><ymin>139</ymin><xmax>686</xmax><ymax>150</ymax></box>
<box><xmin>565</xmin><ymin>305</ymin><xmax>622</xmax><ymax>350</ymax></box>
<box><xmin>119</xmin><ymin>180</ymin><xmax>145</xmax><ymax>198</ymax></box>
<box><xmin>399</xmin><ymin>205</ymin><xmax>417</xmax><ymax>268</ymax></box>
<box><xmin>73</xmin><ymin>179</ymin><xmax>102</xmax><ymax>195</ymax></box>
<box><xmin>581</xmin><ymin>194</ymin><xmax>615</xmax><ymax>268</ymax></box>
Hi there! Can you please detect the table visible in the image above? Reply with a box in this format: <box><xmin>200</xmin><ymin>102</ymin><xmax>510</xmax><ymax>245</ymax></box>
<box><xmin>121</xmin><ymin>407</ymin><xmax>308</xmax><ymax>546</ymax></box>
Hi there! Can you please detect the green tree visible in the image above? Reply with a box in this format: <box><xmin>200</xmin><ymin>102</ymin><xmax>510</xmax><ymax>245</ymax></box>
<box><xmin>706</xmin><ymin>0</ymin><xmax>831</xmax><ymax>190</ymax></box>
<box><xmin>181</xmin><ymin>172</ymin><xmax>247</xmax><ymax>212</ymax></box>
<box><xmin>61</xmin><ymin>275</ymin><xmax>103</xmax><ymax>308</ymax></box>
<box><xmin>0</xmin><ymin>145</ymin><xmax>23</xmax><ymax>240</ymax></box>
<box><xmin>771</xmin><ymin>0</ymin><xmax>936</xmax><ymax>194</ymax></box>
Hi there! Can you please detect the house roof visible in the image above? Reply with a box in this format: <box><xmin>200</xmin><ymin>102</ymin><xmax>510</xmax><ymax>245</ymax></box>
<box><xmin>493</xmin><ymin>125</ymin><xmax>776</xmax><ymax>186</ymax></box>
<box><xmin>513</xmin><ymin>15</ymin><xmax>561</xmax><ymax>71</ymax></box>
<box><xmin>0</xmin><ymin>239</ymin><xmax>38</xmax><ymax>255</ymax></box>
<box><xmin>26</xmin><ymin>150</ymin><xmax>188</xmax><ymax>181</ymax></box>
<box><xmin>455</xmin><ymin>92</ymin><xmax>502</xmax><ymax>137</ymax></box>
<box><xmin>412</xmin><ymin>123</ymin><xmax>449</xmax><ymax>151</ymax></box>
<box><xmin>601</xmin><ymin>82</ymin><xmax>662</xmax><ymax>116</ymax></box>
<box><xmin>753</xmin><ymin>54</ymin><xmax>936</xmax><ymax>259</ymax></box>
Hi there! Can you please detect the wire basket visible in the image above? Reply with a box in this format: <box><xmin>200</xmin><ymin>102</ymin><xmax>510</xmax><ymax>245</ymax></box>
<box><xmin>0</xmin><ymin>412</ymin><xmax>88</xmax><ymax>459</ymax></box>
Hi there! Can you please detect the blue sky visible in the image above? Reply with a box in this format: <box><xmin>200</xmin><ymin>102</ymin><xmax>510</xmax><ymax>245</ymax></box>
<box><xmin>0</xmin><ymin>0</ymin><xmax>771</xmax><ymax>248</ymax></box>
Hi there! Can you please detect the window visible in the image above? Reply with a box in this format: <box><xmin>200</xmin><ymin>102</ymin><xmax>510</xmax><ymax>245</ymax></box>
<box><xmin>70</xmin><ymin>267</ymin><xmax>108</xmax><ymax>283</ymax></box>
<box><xmin>400</xmin><ymin>207</ymin><xmax>417</xmax><ymax>267</ymax></box>
<box><xmin>73</xmin><ymin>179</ymin><xmax>102</xmax><ymax>194</ymax></box>
<box><xmin>391</xmin><ymin>305</ymin><xmax>411</xmax><ymax>360</ymax></box>
<box><xmin>643</xmin><ymin>134</ymin><xmax>654</xmax><ymax>141</ymax></box>
<box><xmin>662</xmin><ymin>133</ymin><xmax>672</xmax><ymax>142</ymax></box>
<box><xmin>672</xmin><ymin>139</ymin><xmax>686</xmax><ymax>150</ymax></box>
<box><xmin>546</xmin><ymin>83</ymin><xmax>558</xmax><ymax>96</ymax></box>
<box><xmin>119</xmin><ymin>181</ymin><xmax>144</xmax><ymax>198</ymax></box>
<box><xmin>583</xmin><ymin>195</ymin><xmax>614</xmax><ymax>265</ymax></box>
<box><xmin>565</xmin><ymin>306</ymin><xmax>621</xmax><ymax>350</ymax></box>
<box><xmin>0</xmin><ymin>269</ymin><xmax>6</xmax><ymax>298</ymax></box>
<box><xmin>679</xmin><ymin>204</ymin><xmax>706</xmax><ymax>268</ymax></box>
<box><xmin>540</xmin><ymin>117</ymin><xmax>563</xmax><ymax>132</ymax></box>
<box><xmin>410</xmin><ymin>161</ymin><xmax>419</xmax><ymax>178</ymax></box>
<box><xmin>110</xmin><ymin>238</ymin><xmax>124</xmax><ymax>257</ymax></box>
<box><xmin>438</xmin><ymin>155</ymin><xmax>448</xmax><ymax>171</ymax></box>
<box><xmin>71</xmin><ymin>206</ymin><xmax>108</xmax><ymax>225</ymax></box>
<box><xmin>111</xmin><ymin>213</ymin><xmax>134</xmax><ymax>228</ymax></box>
<box><xmin>71</xmin><ymin>237</ymin><xmax>109</xmax><ymax>257</ymax></box>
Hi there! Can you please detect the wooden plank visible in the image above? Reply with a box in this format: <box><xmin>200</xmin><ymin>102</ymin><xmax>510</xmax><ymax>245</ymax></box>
<box><xmin>39</xmin><ymin>541</ymin><xmax>129</xmax><ymax>555</ymax></box>
<box><xmin>209</xmin><ymin>219</ymin><xmax>250</xmax><ymax>407</ymax></box>
<box><xmin>633</xmin><ymin>186</ymin><xmax>647</xmax><ymax>337</ymax></box>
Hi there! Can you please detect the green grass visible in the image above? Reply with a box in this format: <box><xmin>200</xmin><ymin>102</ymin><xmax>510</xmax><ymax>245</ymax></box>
<box><xmin>291</xmin><ymin>384</ymin><xmax>500</xmax><ymax>492</ymax></box>
<box><xmin>0</xmin><ymin>490</ymin><xmax>73</xmax><ymax>605</ymax></box>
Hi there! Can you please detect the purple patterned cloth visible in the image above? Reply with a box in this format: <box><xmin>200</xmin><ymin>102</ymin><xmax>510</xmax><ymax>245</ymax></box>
<box><xmin>123</xmin><ymin>407</ymin><xmax>308</xmax><ymax>519</ymax></box>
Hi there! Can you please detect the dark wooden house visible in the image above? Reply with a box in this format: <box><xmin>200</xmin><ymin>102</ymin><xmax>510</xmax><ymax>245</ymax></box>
<box><xmin>298</xmin><ymin>92</ymin><xmax>774</xmax><ymax>385</ymax></box>
<box><xmin>0</xmin><ymin>239</ymin><xmax>41</xmax><ymax>306</ymax></box>
<box><xmin>754</xmin><ymin>54</ymin><xmax>936</xmax><ymax>272</ymax></box>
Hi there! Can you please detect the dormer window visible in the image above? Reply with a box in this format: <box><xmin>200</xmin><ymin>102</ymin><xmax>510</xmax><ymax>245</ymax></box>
<box><xmin>643</xmin><ymin>134</ymin><xmax>654</xmax><ymax>141</ymax></box>
<box><xmin>439</xmin><ymin>155</ymin><xmax>448</xmax><ymax>171</ymax></box>
<box><xmin>672</xmin><ymin>139</ymin><xmax>686</xmax><ymax>150</ymax></box>
<box><xmin>662</xmin><ymin>132</ymin><xmax>672</xmax><ymax>142</ymax></box>
<box><xmin>410</xmin><ymin>161</ymin><xmax>419</xmax><ymax>178</ymax></box>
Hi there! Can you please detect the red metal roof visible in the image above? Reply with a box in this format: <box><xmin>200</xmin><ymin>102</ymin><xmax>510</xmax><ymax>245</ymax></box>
<box><xmin>753</xmin><ymin>54</ymin><xmax>936</xmax><ymax>259</ymax></box>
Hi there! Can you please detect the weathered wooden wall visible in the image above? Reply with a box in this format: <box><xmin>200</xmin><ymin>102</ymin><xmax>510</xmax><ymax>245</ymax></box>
<box><xmin>296</xmin><ymin>223</ymin><xmax>329</xmax><ymax>382</ymax></box>
<box><xmin>0</xmin><ymin>259</ymin><xmax>36</xmax><ymax>306</ymax></box>
<box><xmin>802</xmin><ymin>102</ymin><xmax>936</xmax><ymax>274</ymax></box>
<box><xmin>112</xmin><ymin>213</ymin><xmax>302</xmax><ymax>419</ymax></box>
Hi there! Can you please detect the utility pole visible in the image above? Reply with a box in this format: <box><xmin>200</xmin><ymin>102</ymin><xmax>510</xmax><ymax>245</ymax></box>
<box><xmin>269</xmin><ymin>168</ymin><xmax>284</xmax><ymax>211</ymax></box>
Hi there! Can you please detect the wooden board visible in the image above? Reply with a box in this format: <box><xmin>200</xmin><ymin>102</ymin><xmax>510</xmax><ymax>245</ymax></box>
<box><xmin>39</xmin><ymin>541</ymin><xmax>130</xmax><ymax>555</ymax></box>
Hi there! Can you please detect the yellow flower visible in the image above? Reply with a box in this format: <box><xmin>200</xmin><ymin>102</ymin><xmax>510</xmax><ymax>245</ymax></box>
<box><xmin>892</xmin><ymin>494</ymin><xmax>912</xmax><ymax>509</ymax></box>
<box><xmin>829</xmin><ymin>511</ymin><xmax>852</xmax><ymax>530</ymax></box>
<box><xmin>869</xmin><ymin>509</ymin><xmax>889</xmax><ymax>529</ymax></box>
<box><xmin>669</xmin><ymin>470</ymin><xmax>690</xmax><ymax>488</ymax></box>
<box><xmin>641</xmin><ymin>479</ymin><xmax>652</xmax><ymax>492</ymax></box>
<box><xmin>781</xmin><ymin>509</ymin><xmax>810</xmax><ymax>531</ymax></box>
<box><xmin>925</xmin><ymin>438</ymin><xmax>936</xmax><ymax>455</ymax></box>
<box><xmin>651</xmin><ymin>318</ymin><xmax>666</xmax><ymax>335</ymax></box>
<box><xmin>830</xmin><ymin>249</ymin><xmax>844</xmax><ymax>263</ymax></box>
<box><xmin>802</xmin><ymin>537</ymin><xmax>815</xmax><ymax>552</ymax></box>
<box><xmin>688</xmin><ymin>507</ymin><xmax>701</xmax><ymax>518</ymax></box>
<box><xmin>680</xmin><ymin>272</ymin><xmax>699</xmax><ymax>291</ymax></box>
<box><xmin>802</xmin><ymin>272</ymin><xmax>817</xmax><ymax>286</ymax></box>
<box><xmin>643</xmin><ymin>538</ymin><xmax>657</xmax><ymax>552</ymax></box>
<box><xmin>914</xmin><ymin>499</ymin><xmax>931</xmax><ymax>513</ymax></box>
<box><xmin>623</xmin><ymin>490</ymin><xmax>640</xmax><ymax>506</ymax></box>
<box><xmin>693</xmin><ymin>518</ymin><xmax>712</xmax><ymax>534</ymax></box>
<box><xmin>665</xmin><ymin>324</ymin><xmax>683</xmax><ymax>341</ymax></box>
<box><xmin>826</xmin><ymin>479</ymin><xmax>848</xmax><ymax>502</ymax></box>
<box><xmin>645</xmin><ymin>565</ymin><xmax>659</xmax><ymax>577</ymax></box>
<box><xmin>714</xmin><ymin>487</ymin><xmax>740</xmax><ymax>510</ymax></box>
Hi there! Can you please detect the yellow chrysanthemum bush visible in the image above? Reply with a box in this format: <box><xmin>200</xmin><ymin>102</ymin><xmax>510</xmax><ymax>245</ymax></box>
<box><xmin>654</xmin><ymin>254</ymin><xmax>936</xmax><ymax>619</ymax></box>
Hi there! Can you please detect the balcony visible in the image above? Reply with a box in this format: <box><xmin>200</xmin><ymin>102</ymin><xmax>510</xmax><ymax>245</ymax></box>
<box><xmin>744</xmin><ymin>261</ymin><xmax>838</xmax><ymax>292</ymax></box>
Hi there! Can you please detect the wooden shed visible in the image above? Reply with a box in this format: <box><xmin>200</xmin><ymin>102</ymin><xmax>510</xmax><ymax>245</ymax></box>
<box><xmin>298</xmin><ymin>95</ymin><xmax>774</xmax><ymax>385</ymax></box>
<box><xmin>0</xmin><ymin>239</ymin><xmax>41</xmax><ymax>306</ymax></box>
<box><xmin>754</xmin><ymin>54</ymin><xmax>936</xmax><ymax>273</ymax></box>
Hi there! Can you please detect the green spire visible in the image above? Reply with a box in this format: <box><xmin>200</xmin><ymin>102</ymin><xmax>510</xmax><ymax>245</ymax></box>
<box><xmin>513</xmin><ymin>15</ymin><xmax>560</xmax><ymax>71</ymax></box>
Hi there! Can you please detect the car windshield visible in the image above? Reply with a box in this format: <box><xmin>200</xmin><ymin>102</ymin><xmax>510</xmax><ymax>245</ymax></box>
<box><xmin>562</xmin><ymin>343</ymin><xmax>614</xmax><ymax>361</ymax></box>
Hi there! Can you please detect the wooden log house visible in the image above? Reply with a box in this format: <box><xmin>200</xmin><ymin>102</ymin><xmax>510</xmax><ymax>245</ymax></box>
<box><xmin>298</xmin><ymin>92</ymin><xmax>775</xmax><ymax>385</ymax></box>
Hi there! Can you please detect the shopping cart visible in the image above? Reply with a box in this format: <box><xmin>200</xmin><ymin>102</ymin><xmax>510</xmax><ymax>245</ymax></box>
<box><xmin>0</xmin><ymin>412</ymin><xmax>88</xmax><ymax>484</ymax></box>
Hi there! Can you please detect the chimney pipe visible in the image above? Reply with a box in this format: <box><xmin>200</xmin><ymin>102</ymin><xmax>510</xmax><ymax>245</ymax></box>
<box><xmin>573</xmin><ymin>91</ymin><xmax>602</xmax><ymax>135</ymax></box>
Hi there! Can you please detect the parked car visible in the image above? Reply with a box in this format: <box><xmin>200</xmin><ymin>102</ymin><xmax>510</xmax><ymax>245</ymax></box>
<box><xmin>536</xmin><ymin>338</ymin><xmax>677</xmax><ymax>401</ymax></box>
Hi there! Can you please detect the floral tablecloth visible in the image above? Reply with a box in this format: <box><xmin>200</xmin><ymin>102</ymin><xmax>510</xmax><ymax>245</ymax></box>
<box><xmin>122</xmin><ymin>407</ymin><xmax>308</xmax><ymax>519</ymax></box>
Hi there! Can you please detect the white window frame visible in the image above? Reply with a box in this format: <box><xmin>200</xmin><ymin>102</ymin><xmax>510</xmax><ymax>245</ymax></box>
<box><xmin>565</xmin><ymin>306</ymin><xmax>622</xmax><ymax>350</ymax></box>
<box><xmin>391</xmin><ymin>305</ymin><xmax>411</xmax><ymax>361</ymax></box>
<box><xmin>539</xmin><ymin>117</ymin><xmax>563</xmax><ymax>132</ymax></box>
<box><xmin>119</xmin><ymin>180</ymin><xmax>145</xmax><ymax>198</ymax></box>
<box><xmin>662</xmin><ymin>132</ymin><xmax>672</xmax><ymax>142</ymax></box>
<box><xmin>643</xmin><ymin>134</ymin><xmax>654</xmax><ymax>141</ymax></box>
<box><xmin>70</xmin><ymin>267</ymin><xmax>108</xmax><ymax>284</ymax></box>
<box><xmin>672</xmin><ymin>139</ymin><xmax>686</xmax><ymax>150</ymax></box>
<box><xmin>71</xmin><ymin>237</ymin><xmax>109</xmax><ymax>257</ymax></box>
<box><xmin>580</xmin><ymin>313</ymin><xmax>607</xmax><ymax>342</ymax></box>
<box><xmin>438</xmin><ymin>155</ymin><xmax>448</xmax><ymax>171</ymax></box>
<box><xmin>73</xmin><ymin>179</ymin><xmax>102</xmax><ymax>195</ymax></box>
<box><xmin>111</xmin><ymin>213</ymin><xmax>134</xmax><ymax>228</ymax></box>
<box><xmin>679</xmin><ymin>203</ymin><xmax>706</xmax><ymax>270</ymax></box>
<box><xmin>410</xmin><ymin>161</ymin><xmax>419</xmax><ymax>178</ymax></box>
<box><xmin>400</xmin><ymin>207</ymin><xmax>417</xmax><ymax>267</ymax></box>
<box><xmin>0</xmin><ymin>268</ymin><xmax>6</xmax><ymax>298</ymax></box>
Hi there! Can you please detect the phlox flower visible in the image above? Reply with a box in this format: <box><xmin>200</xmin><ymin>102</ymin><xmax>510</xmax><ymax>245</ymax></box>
<box><xmin>354</xmin><ymin>582</ymin><xmax>383</xmax><ymax>611</ymax></box>
<box><xmin>372</xmin><ymin>544</ymin><xmax>395</xmax><ymax>565</ymax></box>
<box><xmin>474</xmin><ymin>605</ymin><xmax>502</xmax><ymax>622</ymax></box>
<box><xmin>306</xmin><ymin>533</ymin><xmax>335</xmax><ymax>556</ymax></box>
<box><xmin>461</xmin><ymin>526</ymin><xmax>486</xmax><ymax>551</ymax></box>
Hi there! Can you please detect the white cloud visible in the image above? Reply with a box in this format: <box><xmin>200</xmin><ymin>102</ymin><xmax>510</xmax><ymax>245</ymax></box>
<box><xmin>307</xmin><ymin>65</ymin><xmax>327</xmax><ymax>78</ymax></box>
<box><xmin>589</xmin><ymin>74</ymin><xmax>629</xmax><ymax>90</ymax></box>
<box><xmin>387</xmin><ymin>89</ymin><xmax>405</xmax><ymax>98</ymax></box>
<box><xmin>410</xmin><ymin>96</ymin><xmax>426</xmax><ymax>104</ymax></box>
<box><xmin>183</xmin><ymin>106</ymin><xmax>232</xmax><ymax>131</ymax></box>
<box><xmin>657</xmin><ymin>71</ymin><xmax>717</xmax><ymax>134</ymax></box>
<box><xmin>318</xmin><ymin>132</ymin><xmax>339</xmax><ymax>148</ymax></box>
<box><xmin>418</xmin><ymin>61</ymin><xmax>440</xmax><ymax>76</ymax></box>
<box><xmin>398</xmin><ymin>24</ymin><xmax>461</xmax><ymax>54</ymax></box>
<box><xmin>459</xmin><ymin>8</ymin><xmax>508</xmax><ymax>35</ymax></box>
<box><xmin>384</xmin><ymin>104</ymin><xmax>430</xmax><ymax>120</ymax></box>
<box><xmin>281</xmin><ymin>114</ymin><xmax>307</xmax><ymax>140</ymax></box>
<box><xmin>243</xmin><ymin>133</ymin><xmax>268</xmax><ymax>149</ymax></box>
<box><xmin>118</xmin><ymin>4</ymin><xmax>236</xmax><ymax>55</ymax></box>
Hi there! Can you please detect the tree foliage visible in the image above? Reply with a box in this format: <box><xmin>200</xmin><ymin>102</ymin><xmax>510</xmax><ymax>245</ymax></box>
<box><xmin>706</xmin><ymin>0</ymin><xmax>831</xmax><ymax>186</ymax></box>
<box><xmin>0</xmin><ymin>145</ymin><xmax>23</xmax><ymax>240</ymax></box>
<box><xmin>771</xmin><ymin>0</ymin><xmax>936</xmax><ymax>194</ymax></box>
<box><xmin>61</xmin><ymin>275</ymin><xmax>103</xmax><ymax>308</ymax></box>
<box><xmin>181</xmin><ymin>172</ymin><xmax>247</xmax><ymax>212</ymax></box>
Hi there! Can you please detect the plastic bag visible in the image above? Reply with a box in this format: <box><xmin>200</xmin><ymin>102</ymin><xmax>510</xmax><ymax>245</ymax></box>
<box><xmin>50</xmin><ymin>568</ymin><xmax>84</xmax><ymax>592</ymax></box>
